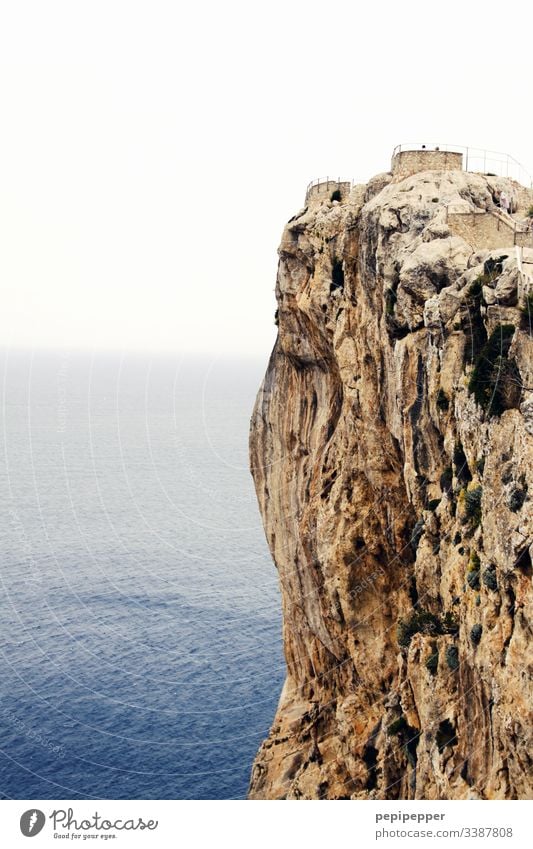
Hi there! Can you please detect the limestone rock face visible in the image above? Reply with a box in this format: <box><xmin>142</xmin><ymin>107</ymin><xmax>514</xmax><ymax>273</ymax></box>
<box><xmin>248</xmin><ymin>168</ymin><xmax>533</xmax><ymax>800</ymax></box>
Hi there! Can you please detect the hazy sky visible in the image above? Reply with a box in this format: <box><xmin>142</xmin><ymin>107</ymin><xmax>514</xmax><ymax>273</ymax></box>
<box><xmin>1</xmin><ymin>0</ymin><xmax>532</xmax><ymax>359</ymax></box>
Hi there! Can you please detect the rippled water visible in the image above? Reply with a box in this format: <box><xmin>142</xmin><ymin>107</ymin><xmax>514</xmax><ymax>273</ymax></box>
<box><xmin>0</xmin><ymin>350</ymin><xmax>283</xmax><ymax>799</ymax></box>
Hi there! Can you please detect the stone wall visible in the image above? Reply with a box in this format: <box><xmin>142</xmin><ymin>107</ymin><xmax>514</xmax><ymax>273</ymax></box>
<box><xmin>305</xmin><ymin>180</ymin><xmax>352</xmax><ymax>206</ymax></box>
<box><xmin>447</xmin><ymin>209</ymin><xmax>533</xmax><ymax>251</ymax></box>
<box><xmin>392</xmin><ymin>149</ymin><xmax>463</xmax><ymax>179</ymax></box>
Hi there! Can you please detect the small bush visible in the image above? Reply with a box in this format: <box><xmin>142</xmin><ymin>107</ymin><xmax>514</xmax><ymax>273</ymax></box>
<box><xmin>436</xmin><ymin>388</ymin><xmax>449</xmax><ymax>411</ymax></box>
<box><xmin>527</xmin><ymin>205</ymin><xmax>533</xmax><ymax>218</ymax></box>
<box><xmin>467</xmin><ymin>551</ymin><xmax>481</xmax><ymax>590</ymax></box>
<box><xmin>468</xmin><ymin>324</ymin><xmax>519</xmax><ymax>416</ymax></box>
<box><xmin>482</xmin><ymin>564</ymin><xmax>498</xmax><ymax>591</ymax></box>
<box><xmin>445</xmin><ymin>645</ymin><xmax>459</xmax><ymax>671</ymax></box>
<box><xmin>509</xmin><ymin>485</ymin><xmax>527</xmax><ymax>513</ymax></box>
<box><xmin>467</xmin><ymin>569</ymin><xmax>480</xmax><ymax>590</ymax></box>
<box><xmin>462</xmin><ymin>276</ymin><xmax>487</xmax><ymax>365</ymax></box>
<box><xmin>464</xmin><ymin>486</ymin><xmax>482</xmax><ymax>528</ymax></box>
<box><xmin>442</xmin><ymin>611</ymin><xmax>459</xmax><ymax>635</ymax></box>
<box><xmin>470</xmin><ymin>624</ymin><xmax>482</xmax><ymax>645</ymax></box>
<box><xmin>397</xmin><ymin>609</ymin><xmax>441</xmax><ymax>648</ymax></box>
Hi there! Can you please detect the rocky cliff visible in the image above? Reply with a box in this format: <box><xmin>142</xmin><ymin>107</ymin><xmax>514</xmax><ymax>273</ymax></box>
<box><xmin>248</xmin><ymin>165</ymin><xmax>533</xmax><ymax>799</ymax></box>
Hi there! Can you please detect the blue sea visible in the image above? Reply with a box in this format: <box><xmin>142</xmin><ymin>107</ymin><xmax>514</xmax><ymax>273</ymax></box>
<box><xmin>0</xmin><ymin>350</ymin><xmax>283</xmax><ymax>800</ymax></box>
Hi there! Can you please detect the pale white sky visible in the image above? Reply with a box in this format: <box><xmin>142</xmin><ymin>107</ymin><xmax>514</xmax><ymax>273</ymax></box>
<box><xmin>1</xmin><ymin>0</ymin><xmax>532</xmax><ymax>359</ymax></box>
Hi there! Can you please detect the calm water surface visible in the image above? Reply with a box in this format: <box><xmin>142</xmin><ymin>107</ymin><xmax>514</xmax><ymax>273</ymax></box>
<box><xmin>0</xmin><ymin>350</ymin><xmax>283</xmax><ymax>799</ymax></box>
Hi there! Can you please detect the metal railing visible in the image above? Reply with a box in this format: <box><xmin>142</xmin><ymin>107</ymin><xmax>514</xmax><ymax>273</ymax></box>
<box><xmin>305</xmin><ymin>176</ymin><xmax>353</xmax><ymax>196</ymax></box>
<box><xmin>392</xmin><ymin>143</ymin><xmax>532</xmax><ymax>187</ymax></box>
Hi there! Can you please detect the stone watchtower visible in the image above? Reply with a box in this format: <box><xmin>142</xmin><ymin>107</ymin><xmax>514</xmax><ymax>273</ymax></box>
<box><xmin>305</xmin><ymin>178</ymin><xmax>352</xmax><ymax>207</ymax></box>
<box><xmin>391</xmin><ymin>145</ymin><xmax>464</xmax><ymax>179</ymax></box>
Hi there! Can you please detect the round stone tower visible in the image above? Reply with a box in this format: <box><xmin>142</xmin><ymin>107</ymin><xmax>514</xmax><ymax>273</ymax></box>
<box><xmin>392</xmin><ymin>147</ymin><xmax>463</xmax><ymax>179</ymax></box>
<box><xmin>305</xmin><ymin>178</ymin><xmax>352</xmax><ymax>206</ymax></box>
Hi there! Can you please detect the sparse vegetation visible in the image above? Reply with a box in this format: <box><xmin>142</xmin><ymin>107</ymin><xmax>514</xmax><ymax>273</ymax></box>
<box><xmin>470</xmin><ymin>624</ymin><xmax>482</xmax><ymax>645</ymax></box>
<box><xmin>463</xmin><ymin>276</ymin><xmax>487</xmax><ymax>366</ymax></box>
<box><xmin>482</xmin><ymin>564</ymin><xmax>498</xmax><ymax>591</ymax></box>
<box><xmin>468</xmin><ymin>324</ymin><xmax>521</xmax><ymax>416</ymax></box>
<box><xmin>464</xmin><ymin>485</ymin><xmax>482</xmax><ymax>528</ymax></box>
<box><xmin>509</xmin><ymin>484</ymin><xmax>527</xmax><ymax>512</ymax></box>
<box><xmin>442</xmin><ymin>611</ymin><xmax>459</xmax><ymax>635</ymax></box>
<box><xmin>527</xmin><ymin>205</ymin><xmax>533</xmax><ymax>218</ymax></box>
<box><xmin>397</xmin><ymin>609</ymin><xmax>441</xmax><ymax>648</ymax></box>
<box><xmin>467</xmin><ymin>551</ymin><xmax>481</xmax><ymax>590</ymax></box>
<box><xmin>397</xmin><ymin>608</ymin><xmax>458</xmax><ymax>648</ymax></box>
<box><xmin>445</xmin><ymin>645</ymin><xmax>459</xmax><ymax>671</ymax></box>
<box><xmin>476</xmin><ymin>457</ymin><xmax>485</xmax><ymax>475</ymax></box>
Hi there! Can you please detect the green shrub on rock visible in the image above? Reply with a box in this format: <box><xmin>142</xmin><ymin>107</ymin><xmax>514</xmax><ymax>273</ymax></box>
<box><xmin>468</xmin><ymin>324</ymin><xmax>520</xmax><ymax>416</ymax></box>
<box><xmin>467</xmin><ymin>551</ymin><xmax>481</xmax><ymax>590</ymax></box>
<box><xmin>464</xmin><ymin>486</ymin><xmax>482</xmax><ymax>528</ymax></box>
<box><xmin>397</xmin><ymin>610</ymin><xmax>441</xmax><ymax>648</ymax></box>
<box><xmin>445</xmin><ymin>645</ymin><xmax>459</xmax><ymax>671</ymax></box>
<box><xmin>470</xmin><ymin>624</ymin><xmax>482</xmax><ymax>645</ymax></box>
<box><xmin>482</xmin><ymin>564</ymin><xmax>498</xmax><ymax>591</ymax></box>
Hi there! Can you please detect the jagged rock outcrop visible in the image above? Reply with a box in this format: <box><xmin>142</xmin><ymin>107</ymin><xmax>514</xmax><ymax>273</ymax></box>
<box><xmin>248</xmin><ymin>166</ymin><xmax>533</xmax><ymax>800</ymax></box>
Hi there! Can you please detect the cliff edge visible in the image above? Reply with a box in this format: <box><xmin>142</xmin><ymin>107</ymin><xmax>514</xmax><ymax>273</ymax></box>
<box><xmin>248</xmin><ymin>163</ymin><xmax>533</xmax><ymax>799</ymax></box>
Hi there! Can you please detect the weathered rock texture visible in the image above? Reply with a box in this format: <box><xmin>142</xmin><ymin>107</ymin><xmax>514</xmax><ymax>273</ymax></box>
<box><xmin>248</xmin><ymin>166</ymin><xmax>533</xmax><ymax>800</ymax></box>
